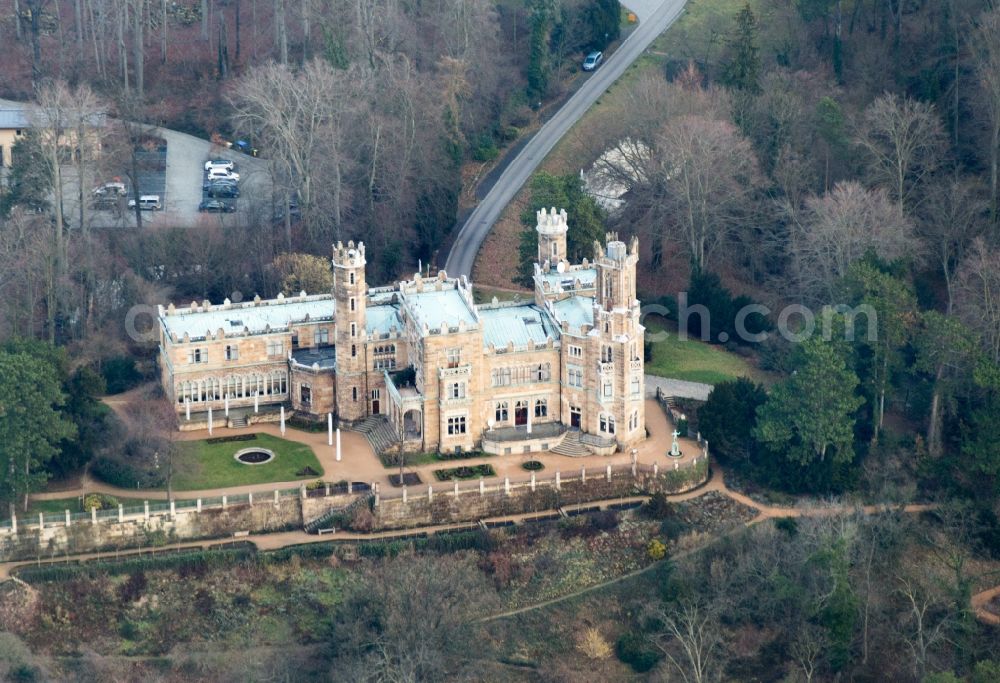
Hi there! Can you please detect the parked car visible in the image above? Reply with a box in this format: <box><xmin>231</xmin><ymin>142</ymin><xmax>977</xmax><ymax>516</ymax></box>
<box><xmin>128</xmin><ymin>195</ymin><xmax>162</xmax><ymax>210</ymax></box>
<box><xmin>207</xmin><ymin>182</ymin><xmax>240</xmax><ymax>199</ymax></box>
<box><xmin>207</xmin><ymin>167</ymin><xmax>240</xmax><ymax>182</ymax></box>
<box><xmin>92</xmin><ymin>181</ymin><xmax>128</xmax><ymax>196</ymax></box>
<box><xmin>582</xmin><ymin>51</ymin><xmax>603</xmax><ymax>71</ymax></box>
<box><xmin>199</xmin><ymin>198</ymin><xmax>236</xmax><ymax>213</ymax></box>
<box><xmin>203</xmin><ymin>176</ymin><xmax>239</xmax><ymax>192</ymax></box>
<box><xmin>204</xmin><ymin>158</ymin><xmax>235</xmax><ymax>172</ymax></box>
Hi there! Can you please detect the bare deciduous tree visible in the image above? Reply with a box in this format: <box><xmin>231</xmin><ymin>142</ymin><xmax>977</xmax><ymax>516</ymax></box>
<box><xmin>971</xmin><ymin>7</ymin><xmax>1000</xmax><ymax>223</ymax></box>
<box><xmin>789</xmin><ymin>181</ymin><xmax>918</xmax><ymax>302</ymax></box>
<box><xmin>954</xmin><ymin>238</ymin><xmax>1000</xmax><ymax>363</ymax></box>
<box><xmin>651</xmin><ymin>599</ymin><xmax>722</xmax><ymax>683</ymax></box>
<box><xmin>855</xmin><ymin>93</ymin><xmax>946</xmax><ymax>210</ymax></box>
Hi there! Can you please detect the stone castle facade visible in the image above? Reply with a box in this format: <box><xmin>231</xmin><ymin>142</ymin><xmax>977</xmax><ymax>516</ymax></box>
<box><xmin>158</xmin><ymin>209</ymin><xmax>646</xmax><ymax>454</ymax></box>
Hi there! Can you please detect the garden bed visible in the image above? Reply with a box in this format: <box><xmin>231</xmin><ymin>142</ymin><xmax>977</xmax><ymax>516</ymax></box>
<box><xmin>171</xmin><ymin>433</ymin><xmax>324</xmax><ymax>489</ymax></box>
<box><xmin>433</xmin><ymin>464</ymin><xmax>497</xmax><ymax>481</ymax></box>
<box><xmin>388</xmin><ymin>472</ymin><xmax>423</xmax><ymax>487</ymax></box>
<box><xmin>521</xmin><ymin>461</ymin><xmax>545</xmax><ymax>471</ymax></box>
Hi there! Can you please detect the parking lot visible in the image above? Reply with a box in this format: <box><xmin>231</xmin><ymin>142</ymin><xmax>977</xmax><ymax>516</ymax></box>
<box><xmin>0</xmin><ymin>98</ymin><xmax>272</xmax><ymax>230</ymax></box>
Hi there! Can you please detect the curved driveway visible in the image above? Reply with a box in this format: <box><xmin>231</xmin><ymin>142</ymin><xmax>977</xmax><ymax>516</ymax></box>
<box><xmin>444</xmin><ymin>0</ymin><xmax>689</xmax><ymax>278</ymax></box>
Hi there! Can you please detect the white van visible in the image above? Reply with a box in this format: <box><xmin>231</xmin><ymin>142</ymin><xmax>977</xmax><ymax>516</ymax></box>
<box><xmin>128</xmin><ymin>195</ymin><xmax>162</xmax><ymax>211</ymax></box>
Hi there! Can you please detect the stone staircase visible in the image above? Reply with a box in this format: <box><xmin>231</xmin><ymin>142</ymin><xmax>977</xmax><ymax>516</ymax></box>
<box><xmin>550</xmin><ymin>430</ymin><xmax>590</xmax><ymax>457</ymax></box>
<box><xmin>305</xmin><ymin>495</ymin><xmax>369</xmax><ymax>534</ymax></box>
<box><xmin>355</xmin><ymin>415</ymin><xmax>397</xmax><ymax>454</ymax></box>
<box><xmin>229</xmin><ymin>415</ymin><xmax>248</xmax><ymax>428</ymax></box>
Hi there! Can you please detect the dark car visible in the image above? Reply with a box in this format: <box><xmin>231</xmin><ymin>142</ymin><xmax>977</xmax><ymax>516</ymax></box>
<box><xmin>207</xmin><ymin>182</ymin><xmax>240</xmax><ymax>198</ymax></box>
<box><xmin>203</xmin><ymin>176</ymin><xmax>239</xmax><ymax>192</ymax></box>
<box><xmin>199</xmin><ymin>199</ymin><xmax>236</xmax><ymax>213</ymax></box>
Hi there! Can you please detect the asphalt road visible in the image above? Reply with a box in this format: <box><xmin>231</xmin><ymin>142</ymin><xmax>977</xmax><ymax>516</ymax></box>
<box><xmin>443</xmin><ymin>0</ymin><xmax>689</xmax><ymax>279</ymax></box>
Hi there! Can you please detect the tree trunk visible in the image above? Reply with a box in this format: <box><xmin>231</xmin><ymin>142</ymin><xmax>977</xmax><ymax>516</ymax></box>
<box><xmin>14</xmin><ymin>0</ymin><xmax>23</xmax><ymax>40</ymax></box>
<box><xmin>29</xmin><ymin>0</ymin><xmax>43</xmax><ymax>86</ymax></box>
<box><xmin>301</xmin><ymin>0</ymin><xmax>309</xmax><ymax>60</ymax></box>
<box><xmin>201</xmin><ymin>0</ymin><xmax>209</xmax><ymax>39</ymax></box>
<box><xmin>275</xmin><ymin>0</ymin><xmax>287</xmax><ymax>63</ymax></box>
<box><xmin>75</xmin><ymin>0</ymin><xmax>84</xmax><ymax>47</ymax></box>
<box><xmin>133</xmin><ymin>0</ymin><xmax>145</xmax><ymax>97</ymax></box>
<box><xmin>927</xmin><ymin>364</ymin><xmax>944</xmax><ymax>457</ymax></box>
<box><xmin>235</xmin><ymin>0</ymin><xmax>240</xmax><ymax>60</ymax></box>
<box><xmin>161</xmin><ymin>0</ymin><xmax>167</xmax><ymax>63</ymax></box>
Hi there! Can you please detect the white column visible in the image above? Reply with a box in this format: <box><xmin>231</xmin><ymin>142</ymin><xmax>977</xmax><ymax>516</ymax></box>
<box><xmin>504</xmin><ymin>477</ymin><xmax>510</xmax><ymax>495</ymax></box>
<box><xmin>325</xmin><ymin>484</ymin><xmax>330</xmax><ymax>497</ymax></box>
<box><xmin>479</xmin><ymin>478</ymin><xmax>485</xmax><ymax>495</ymax></box>
<box><xmin>606</xmin><ymin>464</ymin><xmax>612</xmax><ymax>481</ymax></box>
<box><xmin>336</xmin><ymin>428</ymin><xmax>342</xmax><ymax>462</ymax></box>
<box><xmin>143</xmin><ymin>501</ymin><xmax>150</xmax><ymax>520</ymax></box>
<box><xmin>674</xmin><ymin>461</ymin><xmax>679</xmax><ymax>470</ymax></box>
<box><xmin>531</xmin><ymin>472</ymin><xmax>536</xmax><ymax>491</ymax></box>
<box><xmin>328</xmin><ymin>413</ymin><xmax>333</xmax><ymax>446</ymax></box>
<box><xmin>208</xmin><ymin>406</ymin><xmax>213</xmax><ymax>435</ymax></box>
<box><xmin>38</xmin><ymin>513</ymin><xmax>44</xmax><ymax>530</ymax></box>
<box><xmin>428</xmin><ymin>485</ymin><xmax>433</xmax><ymax>502</ymax></box>
<box><xmin>65</xmin><ymin>510</ymin><xmax>71</xmax><ymax>527</ymax></box>
<box><xmin>527</xmin><ymin>407</ymin><xmax>532</xmax><ymax>435</ymax></box>
<box><xmin>653</xmin><ymin>463</ymin><xmax>659</xmax><ymax>476</ymax></box>
<box><xmin>224</xmin><ymin>393</ymin><xmax>229</xmax><ymax>417</ymax></box>
<box><xmin>222</xmin><ymin>495</ymin><xmax>228</xmax><ymax>509</ymax></box>
<box><xmin>454</xmin><ymin>480</ymin><xmax>459</xmax><ymax>496</ymax></box>
<box><xmin>348</xmin><ymin>481</ymin><xmax>353</xmax><ymax>494</ymax></box>
<box><xmin>254</xmin><ymin>391</ymin><xmax>259</xmax><ymax>413</ymax></box>
<box><xmin>185</xmin><ymin>398</ymin><xmax>191</xmax><ymax>421</ymax></box>
<box><xmin>118</xmin><ymin>504</ymin><xmax>124</xmax><ymax>522</ymax></box>
<box><xmin>402</xmin><ymin>486</ymin><xmax>408</xmax><ymax>503</ymax></box>
<box><xmin>91</xmin><ymin>507</ymin><xmax>97</xmax><ymax>526</ymax></box>
<box><xmin>274</xmin><ymin>489</ymin><xmax>280</xmax><ymax>506</ymax></box>
<box><xmin>248</xmin><ymin>492</ymin><xmax>253</xmax><ymax>506</ymax></box>
<box><xmin>581</xmin><ymin>466</ymin><xmax>586</xmax><ymax>483</ymax></box>
<box><xmin>555</xmin><ymin>471</ymin><xmax>561</xmax><ymax>490</ymax></box>
<box><xmin>170</xmin><ymin>500</ymin><xmax>176</xmax><ymax>518</ymax></box>
<box><xmin>197</xmin><ymin>499</ymin><xmax>202</xmax><ymax>513</ymax></box>
<box><xmin>280</xmin><ymin>406</ymin><xmax>286</xmax><ymax>435</ymax></box>
<box><xmin>10</xmin><ymin>514</ymin><xmax>16</xmax><ymax>535</ymax></box>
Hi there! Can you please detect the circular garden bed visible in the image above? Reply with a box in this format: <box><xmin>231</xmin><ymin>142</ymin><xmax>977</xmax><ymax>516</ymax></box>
<box><xmin>234</xmin><ymin>448</ymin><xmax>276</xmax><ymax>465</ymax></box>
<box><xmin>521</xmin><ymin>460</ymin><xmax>545</xmax><ymax>471</ymax></box>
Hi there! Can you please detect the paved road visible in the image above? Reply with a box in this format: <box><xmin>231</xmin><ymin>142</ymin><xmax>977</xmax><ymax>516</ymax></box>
<box><xmin>444</xmin><ymin>0</ymin><xmax>689</xmax><ymax>278</ymax></box>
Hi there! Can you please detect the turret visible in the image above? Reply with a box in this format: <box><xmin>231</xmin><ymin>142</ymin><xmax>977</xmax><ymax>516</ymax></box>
<box><xmin>333</xmin><ymin>241</ymin><xmax>368</xmax><ymax>421</ymax></box>
<box><xmin>536</xmin><ymin>207</ymin><xmax>568</xmax><ymax>270</ymax></box>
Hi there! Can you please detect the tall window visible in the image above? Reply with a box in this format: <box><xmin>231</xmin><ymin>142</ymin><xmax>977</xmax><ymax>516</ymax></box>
<box><xmin>600</xmin><ymin>414</ymin><xmax>615</xmax><ymax>434</ymax></box>
<box><xmin>350</xmin><ymin>322</ymin><xmax>356</xmax><ymax>337</ymax></box>
<box><xmin>495</xmin><ymin>401</ymin><xmax>509</xmax><ymax>423</ymax></box>
<box><xmin>189</xmin><ymin>348</ymin><xmax>206</xmax><ymax>364</ymax></box>
<box><xmin>603</xmin><ymin>382</ymin><xmax>613</xmax><ymax>398</ymax></box>
<box><xmin>350</xmin><ymin>297</ymin><xmax>356</xmax><ymax>311</ymax></box>
<box><xmin>349</xmin><ymin>272</ymin><xmax>355</xmax><ymax>285</ymax></box>
<box><xmin>352</xmin><ymin>387</ymin><xmax>358</xmax><ymax>401</ymax></box>
<box><xmin>568</xmin><ymin>345</ymin><xmax>583</xmax><ymax>358</ymax></box>
<box><xmin>447</xmin><ymin>415</ymin><xmax>467</xmax><ymax>435</ymax></box>
<box><xmin>449</xmin><ymin>381</ymin><xmax>465</xmax><ymax>399</ymax></box>
<box><xmin>225</xmin><ymin>345</ymin><xmax>239</xmax><ymax>361</ymax></box>
<box><xmin>631</xmin><ymin>376</ymin><xmax>640</xmax><ymax>396</ymax></box>
<box><xmin>351</xmin><ymin>344</ymin><xmax>357</xmax><ymax>357</ymax></box>
<box><xmin>447</xmin><ymin>348</ymin><xmax>461</xmax><ymax>368</ymax></box>
<box><xmin>602</xmin><ymin>346</ymin><xmax>613</xmax><ymax>363</ymax></box>
<box><xmin>568</xmin><ymin>366</ymin><xmax>583</xmax><ymax>388</ymax></box>
<box><xmin>534</xmin><ymin>399</ymin><xmax>547</xmax><ymax>418</ymax></box>
<box><xmin>314</xmin><ymin>328</ymin><xmax>329</xmax><ymax>345</ymax></box>
<box><xmin>301</xmin><ymin>384</ymin><xmax>312</xmax><ymax>405</ymax></box>
<box><xmin>267</xmin><ymin>340</ymin><xmax>284</xmax><ymax>357</ymax></box>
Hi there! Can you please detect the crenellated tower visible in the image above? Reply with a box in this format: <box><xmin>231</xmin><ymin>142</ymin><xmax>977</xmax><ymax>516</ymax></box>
<box><xmin>592</xmin><ymin>233</ymin><xmax>644</xmax><ymax>446</ymax></box>
<box><xmin>333</xmin><ymin>240</ymin><xmax>368</xmax><ymax>421</ymax></box>
<box><xmin>536</xmin><ymin>207</ymin><xmax>569</xmax><ymax>270</ymax></box>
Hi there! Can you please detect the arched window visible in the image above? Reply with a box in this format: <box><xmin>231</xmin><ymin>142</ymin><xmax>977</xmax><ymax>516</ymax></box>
<box><xmin>495</xmin><ymin>401</ymin><xmax>509</xmax><ymax>423</ymax></box>
<box><xmin>602</xmin><ymin>346</ymin><xmax>613</xmax><ymax>363</ymax></box>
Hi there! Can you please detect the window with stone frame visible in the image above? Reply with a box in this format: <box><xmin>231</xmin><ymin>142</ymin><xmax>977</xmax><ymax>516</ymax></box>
<box><xmin>224</xmin><ymin>345</ymin><xmax>238</xmax><ymax>361</ymax></box>
<box><xmin>448</xmin><ymin>381</ymin><xmax>466</xmax><ymax>399</ymax></box>
<box><xmin>314</xmin><ymin>328</ymin><xmax>329</xmax><ymax>346</ymax></box>
<box><xmin>495</xmin><ymin>401</ymin><xmax>509</xmax><ymax>423</ymax></box>
<box><xmin>266</xmin><ymin>340</ymin><xmax>284</xmax><ymax>357</ymax></box>
<box><xmin>568</xmin><ymin>365</ymin><xmax>583</xmax><ymax>387</ymax></box>
<box><xmin>600</xmin><ymin>414</ymin><xmax>616</xmax><ymax>434</ymax></box>
<box><xmin>447</xmin><ymin>347</ymin><xmax>461</xmax><ymax>368</ymax></box>
<box><xmin>534</xmin><ymin>399</ymin><xmax>548</xmax><ymax>418</ymax></box>
<box><xmin>447</xmin><ymin>415</ymin><xmax>467</xmax><ymax>435</ymax></box>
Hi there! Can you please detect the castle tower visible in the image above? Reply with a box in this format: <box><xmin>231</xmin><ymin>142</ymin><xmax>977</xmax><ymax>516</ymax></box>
<box><xmin>333</xmin><ymin>240</ymin><xmax>368</xmax><ymax>422</ymax></box>
<box><xmin>536</xmin><ymin>207</ymin><xmax>568</xmax><ymax>270</ymax></box>
<box><xmin>592</xmin><ymin>233</ymin><xmax>644</xmax><ymax>447</ymax></box>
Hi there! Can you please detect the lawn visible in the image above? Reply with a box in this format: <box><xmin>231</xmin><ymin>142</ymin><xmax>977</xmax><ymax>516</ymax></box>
<box><xmin>170</xmin><ymin>433</ymin><xmax>324</xmax><ymax>490</ymax></box>
<box><xmin>644</xmin><ymin>316</ymin><xmax>769</xmax><ymax>385</ymax></box>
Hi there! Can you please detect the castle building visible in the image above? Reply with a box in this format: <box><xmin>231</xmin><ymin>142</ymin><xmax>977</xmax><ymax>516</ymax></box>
<box><xmin>158</xmin><ymin>209</ymin><xmax>646</xmax><ymax>454</ymax></box>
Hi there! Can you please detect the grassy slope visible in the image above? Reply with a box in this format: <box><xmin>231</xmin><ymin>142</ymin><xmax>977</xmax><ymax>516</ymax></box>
<box><xmin>644</xmin><ymin>316</ymin><xmax>768</xmax><ymax>385</ymax></box>
<box><xmin>171</xmin><ymin>433</ymin><xmax>324</xmax><ymax>490</ymax></box>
